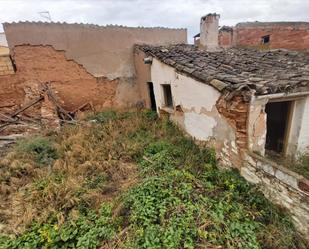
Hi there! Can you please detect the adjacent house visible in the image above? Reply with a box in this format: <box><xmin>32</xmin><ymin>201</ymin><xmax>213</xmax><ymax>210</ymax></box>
<box><xmin>135</xmin><ymin>14</ymin><xmax>309</xmax><ymax>237</ymax></box>
<box><xmin>218</xmin><ymin>21</ymin><xmax>309</xmax><ymax>51</ymax></box>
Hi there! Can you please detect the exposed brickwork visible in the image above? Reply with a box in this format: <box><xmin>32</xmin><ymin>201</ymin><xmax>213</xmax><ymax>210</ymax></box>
<box><xmin>0</xmin><ymin>75</ymin><xmax>23</xmax><ymax>110</ymax></box>
<box><xmin>235</xmin><ymin>23</ymin><xmax>309</xmax><ymax>51</ymax></box>
<box><xmin>0</xmin><ymin>45</ymin><xmax>118</xmax><ymax>115</ymax></box>
<box><xmin>218</xmin><ymin>27</ymin><xmax>233</xmax><ymax>48</ymax></box>
<box><xmin>298</xmin><ymin>179</ymin><xmax>309</xmax><ymax>193</ymax></box>
<box><xmin>0</xmin><ymin>55</ymin><xmax>14</xmax><ymax>76</ymax></box>
<box><xmin>216</xmin><ymin>95</ymin><xmax>249</xmax><ymax>150</ymax></box>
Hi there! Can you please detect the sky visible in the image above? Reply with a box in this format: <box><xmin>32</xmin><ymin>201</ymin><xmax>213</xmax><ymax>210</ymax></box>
<box><xmin>0</xmin><ymin>0</ymin><xmax>309</xmax><ymax>42</ymax></box>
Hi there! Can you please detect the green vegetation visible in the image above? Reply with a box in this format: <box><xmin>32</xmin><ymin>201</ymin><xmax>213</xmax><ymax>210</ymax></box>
<box><xmin>15</xmin><ymin>136</ymin><xmax>59</xmax><ymax>166</ymax></box>
<box><xmin>0</xmin><ymin>110</ymin><xmax>307</xmax><ymax>249</ymax></box>
<box><xmin>288</xmin><ymin>153</ymin><xmax>309</xmax><ymax>179</ymax></box>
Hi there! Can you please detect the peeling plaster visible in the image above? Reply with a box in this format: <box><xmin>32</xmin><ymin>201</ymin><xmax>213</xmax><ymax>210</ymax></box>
<box><xmin>184</xmin><ymin>112</ymin><xmax>217</xmax><ymax>141</ymax></box>
<box><xmin>150</xmin><ymin>58</ymin><xmax>239</xmax><ymax>166</ymax></box>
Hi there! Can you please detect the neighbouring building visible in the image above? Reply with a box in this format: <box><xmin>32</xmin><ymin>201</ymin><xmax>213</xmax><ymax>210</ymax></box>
<box><xmin>135</xmin><ymin>14</ymin><xmax>309</xmax><ymax>238</ymax></box>
<box><xmin>0</xmin><ymin>22</ymin><xmax>186</xmax><ymax>116</ymax></box>
<box><xmin>221</xmin><ymin>21</ymin><xmax>309</xmax><ymax>51</ymax></box>
<box><xmin>195</xmin><ymin>19</ymin><xmax>309</xmax><ymax>52</ymax></box>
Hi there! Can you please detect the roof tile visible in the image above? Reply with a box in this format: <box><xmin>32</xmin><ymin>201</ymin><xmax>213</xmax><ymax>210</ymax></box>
<box><xmin>136</xmin><ymin>44</ymin><xmax>309</xmax><ymax>95</ymax></box>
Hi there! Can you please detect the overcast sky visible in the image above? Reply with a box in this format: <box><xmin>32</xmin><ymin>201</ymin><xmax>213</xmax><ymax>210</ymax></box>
<box><xmin>1</xmin><ymin>0</ymin><xmax>309</xmax><ymax>42</ymax></box>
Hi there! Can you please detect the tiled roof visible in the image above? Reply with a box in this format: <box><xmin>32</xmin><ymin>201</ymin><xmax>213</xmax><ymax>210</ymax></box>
<box><xmin>136</xmin><ymin>44</ymin><xmax>309</xmax><ymax>96</ymax></box>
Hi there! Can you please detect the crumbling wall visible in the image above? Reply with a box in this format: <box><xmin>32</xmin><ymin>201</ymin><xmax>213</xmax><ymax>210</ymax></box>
<box><xmin>216</xmin><ymin>95</ymin><xmax>250</xmax><ymax>160</ymax></box>
<box><xmin>0</xmin><ymin>75</ymin><xmax>22</xmax><ymax>110</ymax></box>
<box><xmin>1</xmin><ymin>22</ymin><xmax>186</xmax><ymax>112</ymax></box>
<box><xmin>241</xmin><ymin>152</ymin><xmax>309</xmax><ymax>239</ymax></box>
<box><xmin>149</xmin><ymin>58</ymin><xmax>241</xmax><ymax>168</ymax></box>
<box><xmin>4</xmin><ymin>22</ymin><xmax>187</xmax><ymax>78</ymax></box>
<box><xmin>247</xmin><ymin>95</ymin><xmax>309</xmax><ymax>157</ymax></box>
<box><xmin>1</xmin><ymin>45</ymin><xmax>118</xmax><ymax>112</ymax></box>
<box><xmin>234</xmin><ymin>22</ymin><xmax>309</xmax><ymax>51</ymax></box>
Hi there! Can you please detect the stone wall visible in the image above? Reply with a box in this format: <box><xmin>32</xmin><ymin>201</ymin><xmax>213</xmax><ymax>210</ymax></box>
<box><xmin>234</xmin><ymin>22</ymin><xmax>309</xmax><ymax>52</ymax></box>
<box><xmin>241</xmin><ymin>152</ymin><xmax>309</xmax><ymax>238</ymax></box>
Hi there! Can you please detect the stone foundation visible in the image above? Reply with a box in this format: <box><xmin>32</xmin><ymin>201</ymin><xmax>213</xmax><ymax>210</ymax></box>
<box><xmin>241</xmin><ymin>152</ymin><xmax>309</xmax><ymax>239</ymax></box>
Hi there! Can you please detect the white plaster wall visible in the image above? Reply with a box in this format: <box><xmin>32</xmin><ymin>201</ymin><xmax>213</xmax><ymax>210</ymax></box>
<box><xmin>248</xmin><ymin>95</ymin><xmax>309</xmax><ymax>156</ymax></box>
<box><xmin>297</xmin><ymin>96</ymin><xmax>309</xmax><ymax>153</ymax></box>
<box><xmin>151</xmin><ymin>58</ymin><xmax>231</xmax><ymax>142</ymax></box>
<box><xmin>247</xmin><ymin>98</ymin><xmax>268</xmax><ymax>155</ymax></box>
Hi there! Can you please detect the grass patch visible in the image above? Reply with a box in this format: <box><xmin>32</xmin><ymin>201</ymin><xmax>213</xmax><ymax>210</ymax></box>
<box><xmin>0</xmin><ymin>109</ymin><xmax>307</xmax><ymax>249</ymax></box>
<box><xmin>15</xmin><ymin>136</ymin><xmax>58</xmax><ymax>166</ymax></box>
<box><xmin>289</xmin><ymin>154</ymin><xmax>309</xmax><ymax>179</ymax></box>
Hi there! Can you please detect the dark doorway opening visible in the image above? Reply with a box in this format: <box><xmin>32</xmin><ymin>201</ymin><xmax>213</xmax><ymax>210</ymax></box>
<box><xmin>147</xmin><ymin>82</ymin><xmax>157</xmax><ymax>111</ymax></box>
<box><xmin>162</xmin><ymin>84</ymin><xmax>173</xmax><ymax>108</ymax></box>
<box><xmin>265</xmin><ymin>101</ymin><xmax>291</xmax><ymax>154</ymax></box>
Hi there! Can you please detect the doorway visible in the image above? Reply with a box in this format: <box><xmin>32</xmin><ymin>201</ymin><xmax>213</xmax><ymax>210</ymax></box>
<box><xmin>147</xmin><ymin>82</ymin><xmax>157</xmax><ymax>111</ymax></box>
<box><xmin>265</xmin><ymin>101</ymin><xmax>292</xmax><ymax>154</ymax></box>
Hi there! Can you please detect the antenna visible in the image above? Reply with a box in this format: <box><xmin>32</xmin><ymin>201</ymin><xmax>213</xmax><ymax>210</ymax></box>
<box><xmin>38</xmin><ymin>11</ymin><xmax>52</xmax><ymax>21</ymax></box>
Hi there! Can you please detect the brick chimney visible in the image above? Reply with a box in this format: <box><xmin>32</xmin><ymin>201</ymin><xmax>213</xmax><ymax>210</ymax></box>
<box><xmin>199</xmin><ymin>13</ymin><xmax>220</xmax><ymax>51</ymax></box>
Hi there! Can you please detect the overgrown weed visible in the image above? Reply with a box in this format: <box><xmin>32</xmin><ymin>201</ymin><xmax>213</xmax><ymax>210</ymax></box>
<box><xmin>0</xmin><ymin>109</ymin><xmax>307</xmax><ymax>249</ymax></box>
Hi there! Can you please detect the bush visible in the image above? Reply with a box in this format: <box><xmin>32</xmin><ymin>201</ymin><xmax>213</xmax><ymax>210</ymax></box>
<box><xmin>16</xmin><ymin>136</ymin><xmax>58</xmax><ymax>165</ymax></box>
<box><xmin>1</xmin><ymin>110</ymin><xmax>307</xmax><ymax>249</ymax></box>
<box><xmin>1</xmin><ymin>204</ymin><xmax>116</xmax><ymax>249</ymax></box>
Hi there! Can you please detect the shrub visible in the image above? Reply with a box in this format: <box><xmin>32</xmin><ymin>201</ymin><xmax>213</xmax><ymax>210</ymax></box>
<box><xmin>16</xmin><ymin>136</ymin><xmax>58</xmax><ymax>165</ymax></box>
<box><xmin>1</xmin><ymin>110</ymin><xmax>307</xmax><ymax>249</ymax></box>
<box><xmin>1</xmin><ymin>204</ymin><xmax>116</xmax><ymax>249</ymax></box>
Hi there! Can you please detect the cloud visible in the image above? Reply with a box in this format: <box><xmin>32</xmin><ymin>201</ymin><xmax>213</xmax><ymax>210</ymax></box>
<box><xmin>1</xmin><ymin>0</ymin><xmax>309</xmax><ymax>42</ymax></box>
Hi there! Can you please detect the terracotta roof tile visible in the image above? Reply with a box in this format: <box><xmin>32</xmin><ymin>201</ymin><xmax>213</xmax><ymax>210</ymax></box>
<box><xmin>136</xmin><ymin>44</ymin><xmax>309</xmax><ymax>95</ymax></box>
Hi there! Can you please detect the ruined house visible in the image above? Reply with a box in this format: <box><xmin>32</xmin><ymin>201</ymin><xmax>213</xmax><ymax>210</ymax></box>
<box><xmin>0</xmin><ymin>15</ymin><xmax>308</xmax><ymax>238</ymax></box>
<box><xmin>135</xmin><ymin>14</ymin><xmax>309</xmax><ymax>237</ymax></box>
<box><xmin>0</xmin><ymin>22</ymin><xmax>186</xmax><ymax>130</ymax></box>
<box><xmin>195</xmin><ymin>19</ymin><xmax>309</xmax><ymax>52</ymax></box>
<box><xmin>223</xmin><ymin>21</ymin><xmax>309</xmax><ymax>51</ymax></box>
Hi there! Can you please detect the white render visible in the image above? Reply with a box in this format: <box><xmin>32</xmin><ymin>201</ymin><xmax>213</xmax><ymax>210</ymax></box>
<box><xmin>297</xmin><ymin>96</ymin><xmax>309</xmax><ymax>153</ymax></box>
<box><xmin>150</xmin><ymin>58</ymin><xmax>238</xmax><ymax>157</ymax></box>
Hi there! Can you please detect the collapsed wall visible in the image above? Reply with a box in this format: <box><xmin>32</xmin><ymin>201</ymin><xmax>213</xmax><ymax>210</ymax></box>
<box><xmin>0</xmin><ymin>22</ymin><xmax>187</xmax><ymax>117</ymax></box>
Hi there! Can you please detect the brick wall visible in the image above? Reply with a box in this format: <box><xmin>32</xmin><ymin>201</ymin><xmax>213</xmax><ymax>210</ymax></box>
<box><xmin>218</xmin><ymin>28</ymin><xmax>233</xmax><ymax>48</ymax></box>
<box><xmin>234</xmin><ymin>23</ymin><xmax>309</xmax><ymax>51</ymax></box>
<box><xmin>0</xmin><ymin>55</ymin><xmax>14</xmax><ymax>76</ymax></box>
<box><xmin>216</xmin><ymin>95</ymin><xmax>249</xmax><ymax>150</ymax></box>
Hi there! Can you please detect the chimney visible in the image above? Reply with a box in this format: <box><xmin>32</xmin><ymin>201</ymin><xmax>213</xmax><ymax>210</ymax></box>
<box><xmin>199</xmin><ymin>13</ymin><xmax>220</xmax><ymax>51</ymax></box>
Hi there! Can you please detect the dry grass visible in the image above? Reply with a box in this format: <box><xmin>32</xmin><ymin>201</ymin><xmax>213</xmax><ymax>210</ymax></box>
<box><xmin>0</xmin><ymin>110</ymin><xmax>143</xmax><ymax>235</ymax></box>
<box><xmin>0</xmin><ymin>109</ymin><xmax>307</xmax><ymax>249</ymax></box>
